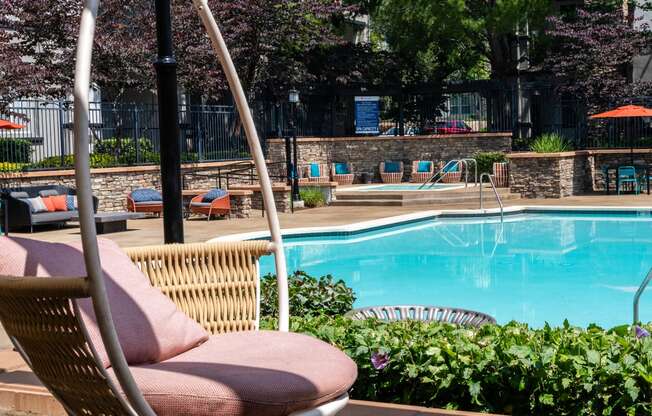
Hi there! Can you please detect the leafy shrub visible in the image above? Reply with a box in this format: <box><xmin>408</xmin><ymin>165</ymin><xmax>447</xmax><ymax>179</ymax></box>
<box><xmin>30</xmin><ymin>153</ymin><xmax>119</xmax><ymax>169</ymax></box>
<box><xmin>94</xmin><ymin>137</ymin><xmax>155</xmax><ymax>164</ymax></box>
<box><xmin>0</xmin><ymin>138</ymin><xmax>32</xmax><ymax>163</ymax></box>
<box><xmin>299</xmin><ymin>187</ymin><xmax>325</xmax><ymax>208</ymax></box>
<box><xmin>474</xmin><ymin>151</ymin><xmax>506</xmax><ymax>175</ymax></box>
<box><xmin>0</xmin><ymin>162</ymin><xmax>27</xmax><ymax>172</ymax></box>
<box><xmin>260</xmin><ymin>271</ymin><xmax>355</xmax><ymax>318</ymax></box>
<box><xmin>530</xmin><ymin>133</ymin><xmax>573</xmax><ymax>153</ymax></box>
<box><xmin>261</xmin><ymin>317</ymin><xmax>652</xmax><ymax>415</ymax></box>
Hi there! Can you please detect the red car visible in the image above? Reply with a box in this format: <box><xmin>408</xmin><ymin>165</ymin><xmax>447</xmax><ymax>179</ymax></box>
<box><xmin>434</xmin><ymin>120</ymin><xmax>473</xmax><ymax>134</ymax></box>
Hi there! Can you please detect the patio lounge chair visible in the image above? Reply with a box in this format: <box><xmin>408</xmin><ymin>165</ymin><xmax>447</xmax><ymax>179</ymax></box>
<box><xmin>410</xmin><ymin>160</ymin><xmax>434</xmax><ymax>183</ymax></box>
<box><xmin>438</xmin><ymin>161</ymin><xmax>462</xmax><ymax>183</ymax></box>
<box><xmin>300</xmin><ymin>163</ymin><xmax>330</xmax><ymax>183</ymax></box>
<box><xmin>189</xmin><ymin>188</ymin><xmax>231</xmax><ymax>219</ymax></box>
<box><xmin>331</xmin><ymin>162</ymin><xmax>354</xmax><ymax>185</ymax></box>
<box><xmin>127</xmin><ymin>188</ymin><xmax>163</xmax><ymax>216</ymax></box>
<box><xmin>617</xmin><ymin>166</ymin><xmax>640</xmax><ymax>195</ymax></box>
<box><xmin>347</xmin><ymin>305</ymin><xmax>495</xmax><ymax>328</ymax></box>
<box><xmin>380</xmin><ymin>161</ymin><xmax>404</xmax><ymax>183</ymax></box>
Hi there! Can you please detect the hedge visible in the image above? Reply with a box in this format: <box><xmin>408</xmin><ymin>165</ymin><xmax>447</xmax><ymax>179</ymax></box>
<box><xmin>0</xmin><ymin>138</ymin><xmax>32</xmax><ymax>164</ymax></box>
<box><xmin>260</xmin><ymin>271</ymin><xmax>355</xmax><ymax>318</ymax></box>
<box><xmin>474</xmin><ymin>151</ymin><xmax>506</xmax><ymax>175</ymax></box>
<box><xmin>261</xmin><ymin>317</ymin><xmax>652</xmax><ymax>415</ymax></box>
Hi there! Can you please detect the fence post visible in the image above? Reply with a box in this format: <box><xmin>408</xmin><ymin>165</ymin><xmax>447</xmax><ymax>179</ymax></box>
<box><xmin>398</xmin><ymin>94</ymin><xmax>405</xmax><ymax>136</ymax></box>
<box><xmin>134</xmin><ymin>105</ymin><xmax>140</xmax><ymax>164</ymax></box>
<box><xmin>58</xmin><ymin>100</ymin><xmax>66</xmax><ymax>166</ymax></box>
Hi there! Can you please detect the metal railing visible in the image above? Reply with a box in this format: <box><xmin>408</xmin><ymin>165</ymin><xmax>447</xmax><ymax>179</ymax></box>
<box><xmin>419</xmin><ymin>159</ymin><xmax>477</xmax><ymax>190</ymax></box>
<box><xmin>479</xmin><ymin>173</ymin><xmax>504</xmax><ymax>222</ymax></box>
<box><xmin>633</xmin><ymin>268</ymin><xmax>652</xmax><ymax>324</ymax></box>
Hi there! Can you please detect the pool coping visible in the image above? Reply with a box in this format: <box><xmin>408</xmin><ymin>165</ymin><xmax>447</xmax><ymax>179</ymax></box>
<box><xmin>208</xmin><ymin>205</ymin><xmax>652</xmax><ymax>242</ymax></box>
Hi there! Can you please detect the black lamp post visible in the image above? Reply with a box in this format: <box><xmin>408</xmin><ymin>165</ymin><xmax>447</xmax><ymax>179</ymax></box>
<box><xmin>288</xmin><ymin>89</ymin><xmax>301</xmax><ymax>202</ymax></box>
<box><xmin>154</xmin><ymin>0</ymin><xmax>184</xmax><ymax>244</ymax></box>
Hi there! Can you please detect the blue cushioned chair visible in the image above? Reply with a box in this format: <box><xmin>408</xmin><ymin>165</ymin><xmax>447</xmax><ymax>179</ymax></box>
<box><xmin>617</xmin><ymin>166</ymin><xmax>640</xmax><ymax>195</ymax></box>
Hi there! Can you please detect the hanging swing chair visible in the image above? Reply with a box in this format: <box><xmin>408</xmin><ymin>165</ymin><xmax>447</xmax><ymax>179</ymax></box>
<box><xmin>0</xmin><ymin>0</ymin><xmax>357</xmax><ymax>415</ymax></box>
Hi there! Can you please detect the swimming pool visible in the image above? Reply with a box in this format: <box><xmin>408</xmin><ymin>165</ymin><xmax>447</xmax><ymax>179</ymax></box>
<box><xmin>259</xmin><ymin>210</ymin><xmax>652</xmax><ymax>328</ymax></box>
<box><xmin>346</xmin><ymin>183</ymin><xmax>466</xmax><ymax>192</ymax></box>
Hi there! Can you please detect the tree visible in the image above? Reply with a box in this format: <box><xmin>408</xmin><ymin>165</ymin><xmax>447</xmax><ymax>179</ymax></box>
<box><xmin>464</xmin><ymin>0</ymin><xmax>552</xmax><ymax>79</ymax></box>
<box><xmin>0</xmin><ymin>0</ymin><xmax>351</xmax><ymax>107</ymax></box>
<box><xmin>543</xmin><ymin>4</ymin><xmax>651</xmax><ymax>112</ymax></box>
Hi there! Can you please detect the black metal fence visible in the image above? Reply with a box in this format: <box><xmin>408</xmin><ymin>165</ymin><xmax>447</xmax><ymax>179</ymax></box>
<box><xmin>0</xmin><ymin>100</ymin><xmax>251</xmax><ymax>171</ymax></box>
<box><xmin>262</xmin><ymin>82</ymin><xmax>516</xmax><ymax>138</ymax></box>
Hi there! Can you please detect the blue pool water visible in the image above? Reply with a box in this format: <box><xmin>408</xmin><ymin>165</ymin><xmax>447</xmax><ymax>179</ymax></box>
<box><xmin>260</xmin><ymin>211</ymin><xmax>652</xmax><ymax>328</ymax></box>
<box><xmin>353</xmin><ymin>184</ymin><xmax>464</xmax><ymax>191</ymax></box>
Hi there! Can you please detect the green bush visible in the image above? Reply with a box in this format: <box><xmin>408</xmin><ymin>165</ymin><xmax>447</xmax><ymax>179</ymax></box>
<box><xmin>261</xmin><ymin>317</ymin><xmax>652</xmax><ymax>415</ymax></box>
<box><xmin>30</xmin><ymin>153</ymin><xmax>119</xmax><ymax>169</ymax></box>
<box><xmin>474</xmin><ymin>151</ymin><xmax>506</xmax><ymax>175</ymax></box>
<box><xmin>530</xmin><ymin>133</ymin><xmax>573</xmax><ymax>153</ymax></box>
<box><xmin>299</xmin><ymin>187</ymin><xmax>325</xmax><ymax>208</ymax></box>
<box><xmin>94</xmin><ymin>137</ymin><xmax>155</xmax><ymax>164</ymax></box>
<box><xmin>260</xmin><ymin>271</ymin><xmax>356</xmax><ymax>318</ymax></box>
<box><xmin>0</xmin><ymin>138</ymin><xmax>32</xmax><ymax>163</ymax></box>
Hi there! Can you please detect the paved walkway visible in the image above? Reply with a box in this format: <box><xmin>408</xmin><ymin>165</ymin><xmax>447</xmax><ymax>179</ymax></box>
<box><xmin>13</xmin><ymin>192</ymin><xmax>652</xmax><ymax>247</ymax></box>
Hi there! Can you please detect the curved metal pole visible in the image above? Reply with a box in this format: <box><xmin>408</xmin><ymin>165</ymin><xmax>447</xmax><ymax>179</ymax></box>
<box><xmin>633</xmin><ymin>268</ymin><xmax>652</xmax><ymax>324</ymax></box>
<box><xmin>73</xmin><ymin>1</ymin><xmax>156</xmax><ymax>414</ymax></box>
<box><xmin>192</xmin><ymin>0</ymin><xmax>290</xmax><ymax>331</ymax></box>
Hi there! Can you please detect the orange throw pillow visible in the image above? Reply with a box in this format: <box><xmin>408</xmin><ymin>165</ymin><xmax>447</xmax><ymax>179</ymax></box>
<box><xmin>50</xmin><ymin>195</ymin><xmax>68</xmax><ymax>212</ymax></box>
<box><xmin>42</xmin><ymin>196</ymin><xmax>56</xmax><ymax>212</ymax></box>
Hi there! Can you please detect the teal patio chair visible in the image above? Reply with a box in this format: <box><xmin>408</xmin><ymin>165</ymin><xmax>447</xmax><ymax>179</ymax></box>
<box><xmin>618</xmin><ymin>166</ymin><xmax>640</xmax><ymax>195</ymax></box>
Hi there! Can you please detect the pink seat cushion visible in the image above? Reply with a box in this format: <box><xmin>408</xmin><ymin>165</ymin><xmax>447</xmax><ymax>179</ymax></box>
<box><xmin>111</xmin><ymin>331</ymin><xmax>357</xmax><ymax>416</ymax></box>
<box><xmin>0</xmin><ymin>237</ymin><xmax>209</xmax><ymax>368</ymax></box>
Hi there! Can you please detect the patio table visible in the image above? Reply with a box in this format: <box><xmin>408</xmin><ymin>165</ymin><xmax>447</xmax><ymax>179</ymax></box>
<box><xmin>602</xmin><ymin>164</ymin><xmax>651</xmax><ymax>195</ymax></box>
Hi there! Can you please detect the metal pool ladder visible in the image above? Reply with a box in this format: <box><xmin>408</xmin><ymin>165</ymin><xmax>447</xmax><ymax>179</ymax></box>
<box><xmin>479</xmin><ymin>173</ymin><xmax>504</xmax><ymax>222</ymax></box>
<box><xmin>633</xmin><ymin>268</ymin><xmax>652</xmax><ymax>324</ymax></box>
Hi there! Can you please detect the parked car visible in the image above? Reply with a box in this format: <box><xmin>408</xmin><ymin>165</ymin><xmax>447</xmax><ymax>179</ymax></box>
<box><xmin>380</xmin><ymin>127</ymin><xmax>417</xmax><ymax>136</ymax></box>
<box><xmin>434</xmin><ymin>120</ymin><xmax>473</xmax><ymax>134</ymax></box>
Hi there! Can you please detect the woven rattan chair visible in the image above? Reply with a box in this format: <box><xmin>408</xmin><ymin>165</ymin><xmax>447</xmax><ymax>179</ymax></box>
<box><xmin>379</xmin><ymin>161</ymin><xmax>404</xmax><ymax>183</ymax></box>
<box><xmin>0</xmin><ymin>0</ymin><xmax>356</xmax><ymax>415</ymax></box>
<box><xmin>346</xmin><ymin>305</ymin><xmax>496</xmax><ymax>328</ymax></box>
<box><xmin>300</xmin><ymin>163</ymin><xmax>330</xmax><ymax>183</ymax></box>
<box><xmin>410</xmin><ymin>161</ymin><xmax>434</xmax><ymax>183</ymax></box>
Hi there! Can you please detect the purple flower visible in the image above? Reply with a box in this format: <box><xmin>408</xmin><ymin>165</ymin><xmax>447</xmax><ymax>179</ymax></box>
<box><xmin>636</xmin><ymin>326</ymin><xmax>650</xmax><ymax>339</ymax></box>
<box><xmin>371</xmin><ymin>352</ymin><xmax>390</xmax><ymax>370</ymax></box>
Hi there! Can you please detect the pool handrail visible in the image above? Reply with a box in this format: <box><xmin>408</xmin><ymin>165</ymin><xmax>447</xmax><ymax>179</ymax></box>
<box><xmin>420</xmin><ymin>159</ymin><xmax>473</xmax><ymax>190</ymax></box>
<box><xmin>479</xmin><ymin>173</ymin><xmax>504</xmax><ymax>222</ymax></box>
<box><xmin>633</xmin><ymin>268</ymin><xmax>652</xmax><ymax>324</ymax></box>
<box><xmin>461</xmin><ymin>158</ymin><xmax>478</xmax><ymax>188</ymax></box>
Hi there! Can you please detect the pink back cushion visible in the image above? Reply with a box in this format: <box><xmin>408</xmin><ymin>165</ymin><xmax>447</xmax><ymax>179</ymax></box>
<box><xmin>0</xmin><ymin>237</ymin><xmax>209</xmax><ymax>368</ymax></box>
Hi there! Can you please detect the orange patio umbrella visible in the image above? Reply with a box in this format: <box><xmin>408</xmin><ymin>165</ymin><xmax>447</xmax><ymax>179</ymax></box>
<box><xmin>590</xmin><ymin>105</ymin><xmax>652</xmax><ymax>163</ymax></box>
<box><xmin>0</xmin><ymin>119</ymin><xmax>25</xmax><ymax>130</ymax></box>
<box><xmin>589</xmin><ymin>104</ymin><xmax>652</xmax><ymax>119</ymax></box>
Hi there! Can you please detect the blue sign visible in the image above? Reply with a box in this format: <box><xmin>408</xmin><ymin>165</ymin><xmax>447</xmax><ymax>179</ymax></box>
<box><xmin>355</xmin><ymin>96</ymin><xmax>380</xmax><ymax>134</ymax></box>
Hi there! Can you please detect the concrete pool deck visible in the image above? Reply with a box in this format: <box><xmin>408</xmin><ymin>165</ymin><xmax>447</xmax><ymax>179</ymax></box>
<box><xmin>13</xmin><ymin>192</ymin><xmax>652</xmax><ymax>247</ymax></box>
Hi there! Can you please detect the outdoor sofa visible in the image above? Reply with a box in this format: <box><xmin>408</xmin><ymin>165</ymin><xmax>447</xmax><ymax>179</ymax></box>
<box><xmin>4</xmin><ymin>185</ymin><xmax>98</xmax><ymax>232</ymax></box>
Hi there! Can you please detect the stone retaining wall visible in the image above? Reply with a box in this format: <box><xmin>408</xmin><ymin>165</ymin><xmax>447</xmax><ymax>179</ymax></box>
<box><xmin>268</xmin><ymin>133</ymin><xmax>512</xmax><ymax>182</ymax></box>
<box><xmin>508</xmin><ymin>149</ymin><xmax>652</xmax><ymax>198</ymax></box>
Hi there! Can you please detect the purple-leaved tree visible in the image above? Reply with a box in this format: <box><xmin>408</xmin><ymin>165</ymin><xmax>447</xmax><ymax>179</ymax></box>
<box><xmin>544</xmin><ymin>5</ymin><xmax>652</xmax><ymax>112</ymax></box>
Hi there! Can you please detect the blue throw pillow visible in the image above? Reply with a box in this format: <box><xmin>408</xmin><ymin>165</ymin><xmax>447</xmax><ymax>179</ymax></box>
<box><xmin>417</xmin><ymin>161</ymin><xmax>432</xmax><ymax>173</ymax></box>
<box><xmin>384</xmin><ymin>161</ymin><xmax>401</xmax><ymax>173</ymax></box>
<box><xmin>202</xmin><ymin>189</ymin><xmax>228</xmax><ymax>203</ymax></box>
<box><xmin>334</xmin><ymin>163</ymin><xmax>349</xmax><ymax>175</ymax></box>
<box><xmin>66</xmin><ymin>195</ymin><xmax>78</xmax><ymax>211</ymax></box>
<box><xmin>131</xmin><ymin>188</ymin><xmax>163</xmax><ymax>203</ymax></box>
<box><xmin>443</xmin><ymin>163</ymin><xmax>459</xmax><ymax>173</ymax></box>
<box><xmin>310</xmin><ymin>163</ymin><xmax>321</xmax><ymax>178</ymax></box>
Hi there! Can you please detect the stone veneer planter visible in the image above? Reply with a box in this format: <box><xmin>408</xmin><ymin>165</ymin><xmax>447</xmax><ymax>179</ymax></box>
<box><xmin>508</xmin><ymin>148</ymin><xmax>652</xmax><ymax>198</ymax></box>
<box><xmin>267</xmin><ymin>133</ymin><xmax>512</xmax><ymax>183</ymax></box>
